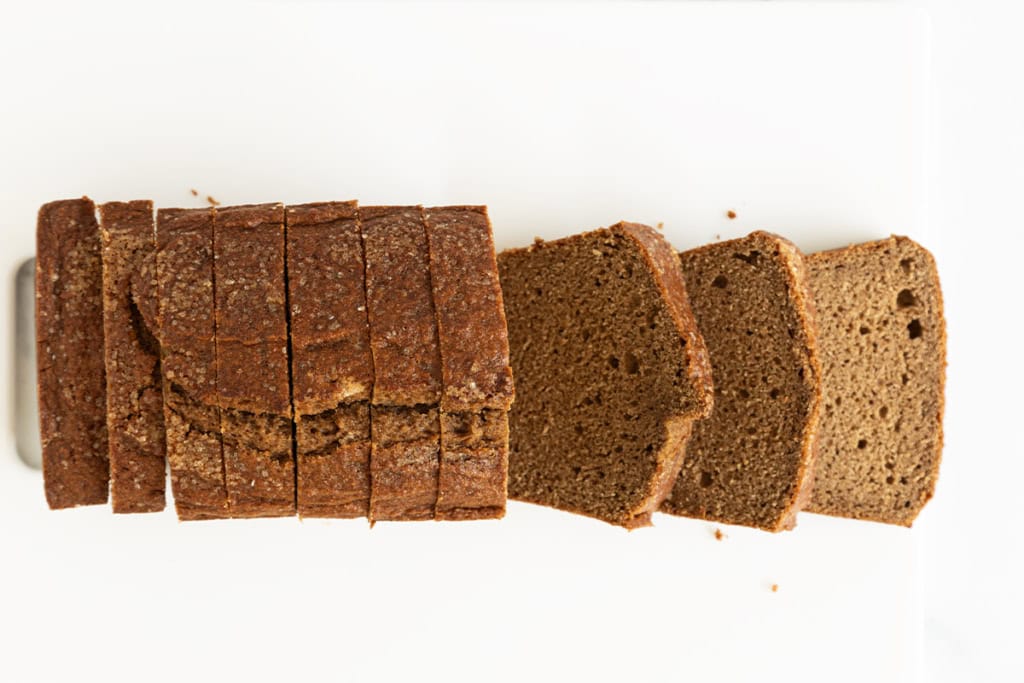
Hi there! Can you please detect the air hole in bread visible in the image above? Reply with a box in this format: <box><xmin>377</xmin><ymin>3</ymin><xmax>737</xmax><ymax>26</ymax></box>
<box><xmin>897</xmin><ymin>289</ymin><xmax>917</xmax><ymax>308</ymax></box>
<box><xmin>899</xmin><ymin>258</ymin><xmax>913</xmax><ymax>274</ymax></box>
<box><xmin>623</xmin><ymin>352</ymin><xmax>640</xmax><ymax>374</ymax></box>
<box><xmin>712</xmin><ymin>275</ymin><xmax>728</xmax><ymax>288</ymax></box>
<box><xmin>608</xmin><ymin>356</ymin><xmax>619</xmax><ymax>369</ymax></box>
<box><xmin>699</xmin><ymin>471</ymin><xmax>714</xmax><ymax>487</ymax></box>
<box><xmin>857</xmin><ymin>439</ymin><xmax>868</xmax><ymax>449</ymax></box>
<box><xmin>859</xmin><ymin>325</ymin><xmax>870</xmax><ymax>335</ymax></box>
<box><xmin>733</xmin><ymin>250</ymin><xmax>761</xmax><ymax>265</ymax></box>
<box><xmin>769</xmin><ymin>388</ymin><xmax>780</xmax><ymax>399</ymax></box>
<box><xmin>879</xmin><ymin>406</ymin><xmax>888</xmax><ymax>418</ymax></box>
<box><xmin>908</xmin><ymin>319</ymin><xmax>923</xmax><ymax>339</ymax></box>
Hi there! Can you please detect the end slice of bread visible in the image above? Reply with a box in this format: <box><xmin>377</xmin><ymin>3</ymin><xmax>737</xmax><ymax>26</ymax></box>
<box><xmin>661</xmin><ymin>232</ymin><xmax>821</xmax><ymax>531</ymax></box>
<box><xmin>805</xmin><ymin>236</ymin><xmax>945</xmax><ymax>526</ymax></box>
<box><xmin>498</xmin><ymin>223</ymin><xmax>712</xmax><ymax>528</ymax></box>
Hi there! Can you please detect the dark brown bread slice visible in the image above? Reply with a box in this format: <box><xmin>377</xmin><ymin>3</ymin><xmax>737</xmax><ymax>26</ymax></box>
<box><xmin>805</xmin><ymin>236</ymin><xmax>945</xmax><ymax>526</ymax></box>
<box><xmin>100</xmin><ymin>200</ymin><xmax>166</xmax><ymax>513</ymax></box>
<box><xmin>286</xmin><ymin>201</ymin><xmax>373</xmax><ymax>518</ymax></box>
<box><xmin>214</xmin><ymin>203</ymin><xmax>295</xmax><ymax>518</ymax></box>
<box><xmin>362</xmin><ymin>205</ymin><xmax>442</xmax><ymax>522</ymax></box>
<box><xmin>660</xmin><ymin>232</ymin><xmax>822</xmax><ymax>531</ymax></box>
<box><xmin>36</xmin><ymin>197</ymin><xmax>110</xmax><ymax>508</ymax></box>
<box><xmin>498</xmin><ymin>223</ymin><xmax>713</xmax><ymax>528</ymax></box>
<box><xmin>156</xmin><ymin>208</ymin><xmax>228</xmax><ymax>520</ymax></box>
<box><xmin>424</xmin><ymin>206</ymin><xmax>513</xmax><ymax>521</ymax></box>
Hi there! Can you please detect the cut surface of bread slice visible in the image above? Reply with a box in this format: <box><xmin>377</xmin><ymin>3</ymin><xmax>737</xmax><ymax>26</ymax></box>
<box><xmin>36</xmin><ymin>197</ymin><xmax>110</xmax><ymax>509</ymax></box>
<box><xmin>100</xmin><ymin>200</ymin><xmax>166</xmax><ymax>513</ymax></box>
<box><xmin>661</xmin><ymin>232</ymin><xmax>821</xmax><ymax>531</ymax></box>
<box><xmin>286</xmin><ymin>201</ymin><xmax>373</xmax><ymax>518</ymax></box>
<box><xmin>156</xmin><ymin>208</ymin><xmax>227</xmax><ymax>520</ymax></box>
<box><xmin>498</xmin><ymin>223</ymin><xmax>712</xmax><ymax>528</ymax></box>
<box><xmin>362</xmin><ymin>205</ymin><xmax>443</xmax><ymax>522</ymax></box>
<box><xmin>805</xmin><ymin>236</ymin><xmax>945</xmax><ymax>526</ymax></box>
<box><xmin>214</xmin><ymin>203</ymin><xmax>295</xmax><ymax>518</ymax></box>
<box><xmin>424</xmin><ymin>205</ymin><xmax>513</xmax><ymax>521</ymax></box>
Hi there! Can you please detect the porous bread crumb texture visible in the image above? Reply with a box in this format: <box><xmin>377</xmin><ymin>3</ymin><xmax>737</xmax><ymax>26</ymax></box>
<box><xmin>214</xmin><ymin>203</ymin><xmax>295</xmax><ymax>518</ymax></box>
<box><xmin>156</xmin><ymin>208</ymin><xmax>228</xmax><ymax>520</ymax></box>
<box><xmin>424</xmin><ymin>205</ymin><xmax>513</xmax><ymax>520</ymax></box>
<box><xmin>36</xmin><ymin>197</ymin><xmax>110</xmax><ymax>509</ymax></box>
<box><xmin>662</xmin><ymin>232</ymin><xmax>821</xmax><ymax>532</ymax></box>
<box><xmin>100</xmin><ymin>200</ymin><xmax>166</xmax><ymax>513</ymax></box>
<box><xmin>498</xmin><ymin>223</ymin><xmax>711</xmax><ymax>528</ymax></box>
<box><xmin>286</xmin><ymin>201</ymin><xmax>373</xmax><ymax>518</ymax></box>
<box><xmin>806</xmin><ymin>236</ymin><xmax>945</xmax><ymax>526</ymax></box>
<box><xmin>362</xmin><ymin>206</ymin><xmax>443</xmax><ymax>522</ymax></box>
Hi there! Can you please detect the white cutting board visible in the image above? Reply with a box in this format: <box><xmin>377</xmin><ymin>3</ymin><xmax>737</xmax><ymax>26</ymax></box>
<box><xmin>0</xmin><ymin>3</ymin><xmax>929</xmax><ymax>682</ymax></box>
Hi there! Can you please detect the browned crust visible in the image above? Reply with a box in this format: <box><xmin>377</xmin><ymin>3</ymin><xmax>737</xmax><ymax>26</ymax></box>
<box><xmin>286</xmin><ymin>201</ymin><xmax>372</xmax><ymax>518</ymax></box>
<box><xmin>361</xmin><ymin>205</ymin><xmax>442</xmax><ymax>406</ymax></box>
<box><xmin>214</xmin><ymin>203</ymin><xmax>295</xmax><ymax>517</ymax></box>
<box><xmin>156</xmin><ymin>207</ymin><xmax>228</xmax><ymax>520</ymax></box>
<box><xmin>625</xmin><ymin>417</ymin><xmax>694</xmax><ymax>528</ymax></box>
<box><xmin>100</xmin><ymin>200</ymin><xmax>166</xmax><ymax>513</ymax></box>
<box><xmin>805</xmin><ymin>236</ymin><xmax>945</xmax><ymax>526</ymax></box>
<box><xmin>659</xmin><ymin>231</ymin><xmax>822</xmax><ymax>531</ymax></box>
<box><xmin>36</xmin><ymin>197</ymin><xmax>110</xmax><ymax>508</ymax></box>
<box><xmin>423</xmin><ymin>206</ymin><xmax>514</xmax><ymax>411</ymax></box>
<box><xmin>614</xmin><ymin>222</ymin><xmax>714</xmax><ymax>420</ymax></box>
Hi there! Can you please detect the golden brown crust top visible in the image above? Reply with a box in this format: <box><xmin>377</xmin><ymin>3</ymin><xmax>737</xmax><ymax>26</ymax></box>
<box><xmin>424</xmin><ymin>205</ymin><xmax>514</xmax><ymax>411</ymax></box>
<box><xmin>362</xmin><ymin>205</ymin><xmax>442</xmax><ymax>407</ymax></box>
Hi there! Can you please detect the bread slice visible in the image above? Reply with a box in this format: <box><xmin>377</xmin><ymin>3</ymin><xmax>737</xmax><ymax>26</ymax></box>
<box><xmin>805</xmin><ymin>236</ymin><xmax>945</xmax><ymax>525</ymax></box>
<box><xmin>214</xmin><ymin>203</ymin><xmax>295</xmax><ymax>517</ymax></box>
<box><xmin>660</xmin><ymin>232</ymin><xmax>821</xmax><ymax>531</ymax></box>
<box><xmin>498</xmin><ymin>223</ymin><xmax>713</xmax><ymax>528</ymax></box>
<box><xmin>36</xmin><ymin>197</ymin><xmax>110</xmax><ymax>508</ymax></box>
<box><xmin>99</xmin><ymin>200</ymin><xmax>166</xmax><ymax>513</ymax></box>
<box><xmin>424</xmin><ymin>206</ymin><xmax>513</xmax><ymax>521</ymax></box>
<box><xmin>286</xmin><ymin>201</ymin><xmax>373</xmax><ymax>518</ymax></box>
<box><xmin>362</xmin><ymin>206</ymin><xmax>443</xmax><ymax>522</ymax></box>
<box><xmin>157</xmin><ymin>208</ymin><xmax>228</xmax><ymax>520</ymax></box>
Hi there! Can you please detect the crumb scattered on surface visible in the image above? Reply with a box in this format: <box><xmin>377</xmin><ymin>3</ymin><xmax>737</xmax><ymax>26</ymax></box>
<box><xmin>715</xmin><ymin>233</ymin><xmax>721</xmax><ymax>240</ymax></box>
<box><xmin>656</xmin><ymin>221</ymin><xmax>664</xmax><ymax>231</ymax></box>
<box><xmin>727</xmin><ymin>210</ymin><xmax>737</xmax><ymax>219</ymax></box>
<box><xmin>189</xmin><ymin>188</ymin><xmax>199</xmax><ymax>196</ymax></box>
<box><xmin>771</xmin><ymin>584</ymin><xmax>779</xmax><ymax>593</ymax></box>
<box><xmin>206</xmin><ymin>195</ymin><xmax>220</xmax><ymax>207</ymax></box>
<box><xmin>714</xmin><ymin>528</ymin><xmax>724</xmax><ymax>541</ymax></box>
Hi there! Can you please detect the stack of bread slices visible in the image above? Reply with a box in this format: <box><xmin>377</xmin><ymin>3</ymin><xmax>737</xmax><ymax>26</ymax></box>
<box><xmin>36</xmin><ymin>198</ymin><xmax>945</xmax><ymax>530</ymax></box>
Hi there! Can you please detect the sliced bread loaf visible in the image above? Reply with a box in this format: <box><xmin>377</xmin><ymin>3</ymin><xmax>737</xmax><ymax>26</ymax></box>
<box><xmin>660</xmin><ymin>232</ymin><xmax>821</xmax><ymax>531</ymax></box>
<box><xmin>805</xmin><ymin>236</ymin><xmax>945</xmax><ymax>525</ymax></box>
<box><xmin>286</xmin><ymin>201</ymin><xmax>374</xmax><ymax>518</ymax></box>
<box><xmin>36</xmin><ymin>197</ymin><xmax>110</xmax><ymax>509</ymax></box>
<box><xmin>498</xmin><ymin>223</ymin><xmax>712</xmax><ymax>528</ymax></box>
<box><xmin>99</xmin><ymin>200</ymin><xmax>166</xmax><ymax>513</ymax></box>
<box><xmin>424</xmin><ymin>205</ymin><xmax>513</xmax><ymax>521</ymax></box>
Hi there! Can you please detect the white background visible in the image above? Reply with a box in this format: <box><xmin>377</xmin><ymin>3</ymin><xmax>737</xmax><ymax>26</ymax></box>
<box><xmin>0</xmin><ymin>2</ymin><xmax>1020</xmax><ymax>682</ymax></box>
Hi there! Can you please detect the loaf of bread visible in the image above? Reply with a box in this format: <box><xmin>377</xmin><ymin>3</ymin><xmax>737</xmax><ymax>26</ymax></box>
<box><xmin>99</xmin><ymin>200</ymin><xmax>166</xmax><ymax>513</ymax></box>
<box><xmin>37</xmin><ymin>197</ymin><xmax>110</xmax><ymax>509</ymax></box>
<box><xmin>660</xmin><ymin>232</ymin><xmax>821</xmax><ymax>531</ymax></box>
<box><xmin>498</xmin><ymin>223</ymin><xmax>713</xmax><ymax>528</ymax></box>
<box><xmin>805</xmin><ymin>236</ymin><xmax>945</xmax><ymax>525</ymax></box>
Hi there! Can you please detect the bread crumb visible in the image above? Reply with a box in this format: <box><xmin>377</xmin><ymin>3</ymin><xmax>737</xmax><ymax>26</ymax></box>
<box><xmin>190</xmin><ymin>188</ymin><xmax>199</xmax><ymax>197</ymax></box>
<box><xmin>714</xmin><ymin>528</ymin><xmax>724</xmax><ymax>541</ymax></box>
<box><xmin>715</xmin><ymin>234</ymin><xmax>721</xmax><ymax>240</ymax></box>
<box><xmin>656</xmin><ymin>221</ymin><xmax>664</xmax><ymax>231</ymax></box>
<box><xmin>727</xmin><ymin>210</ymin><xmax>737</xmax><ymax>219</ymax></box>
<box><xmin>771</xmin><ymin>583</ymin><xmax>779</xmax><ymax>593</ymax></box>
<box><xmin>207</xmin><ymin>195</ymin><xmax>221</xmax><ymax>207</ymax></box>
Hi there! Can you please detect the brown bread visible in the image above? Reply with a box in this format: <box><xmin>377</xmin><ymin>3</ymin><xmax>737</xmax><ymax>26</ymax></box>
<box><xmin>805</xmin><ymin>236</ymin><xmax>945</xmax><ymax>525</ymax></box>
<box><xmin>214</xmin><ymin>203</ymin><xmax>295</xmax><ymax>517</ymax></box>
<box><xmin>661</xmin><ymin>232</ymin><xmax>821</xmax><ymax>531</ymax></box>
<box><xmin>424</xmin><ymin>206</ymin><xmax>513</xmax><ymax>521</ymax></box>
<box><xmin>36</xmin><ymin>197</ymin><xmax>110</xmax><ymax>508</ymax></box>
<box><xmin>99</xmin><ymin>200</ymin><xmax>166</xmax><ymax>513</ymax></box>
<box><xmin>286</xmin><ymin>201</ymin><xmax>373</xmax><ymax>518</ymax></box>
<box><xmin>156</xmin><ymin>208</ymin><xmax>228</xmax><ymax>520</ymax></box>
<box><xmin>498</xmin><ymin>223</ymin><xmax>713</xmax><ymax>528</ymax></box>
<box><xmin>362</xmin><ymin>206</ymin><xmax>442</xmax><ymax>521</ymax></box>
